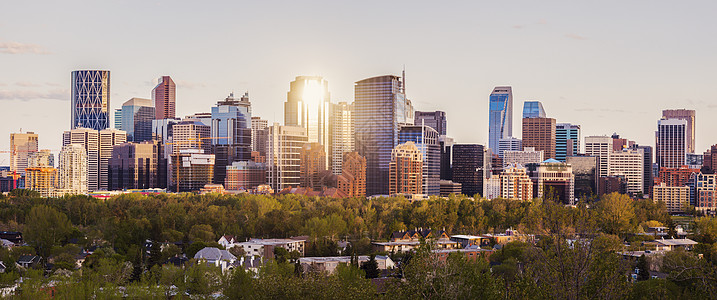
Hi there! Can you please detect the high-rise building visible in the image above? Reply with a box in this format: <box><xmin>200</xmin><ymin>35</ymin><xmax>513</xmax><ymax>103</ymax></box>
<box><xmin>10</xmin><ymin>132</ymin><xmax>38</xmax><ymax>175</ymax></box>
<box><xmin>452</xmin><ymin>144</ymin><xmax>485</xmax><ymax>197</ymax></box>
<box><xmin>120</xmin><ymin>98</ymin><xmax>155</xmax><ymax>142</ymax></box>
<box><xmin>98</xmin><ymin>129</ymin><xmax>127</xmax><ymax>190</ymax></box>
<box><xmin>632</xmin><ymin>144</ymin><xmax>654</xmax><ymax>195</ymax></box>
<box><xmin>299</xmin><ymin>142</ymin><xmax>327</xmax><ymax>190</ymax></box>
<box><xmin>488</xmin><ymin>87</ymin><xmax>513</xmax><ymax>151</ymax></box>
<box><xmin>114</xmin><ymin>109</ymin><xmax>122</xmax><ymax>130</ymax></box>
<box><xmin>171</xmin><ymin>119</ymin><xmax>211</xmax><ymax>155</ymax></box>
<box><xmin>703</xmin><ymin>145</ymin><xmax>717</xmax><ymax>174</ymax></box>
<box><xmin>63</xmin><ymin>128</ymin><xmax>100</xmax><ymax>191</ymax></box>
<box><xmin>611</xmin><ymin>133</ymin><xmax>634</xmax><ymax>152</ymax></box>
<box><xmin>25</xmin><ymin>150</ymin><xmax>57</xmax><ymax>197</ymax></box>
<box><xmin>555</xmin><ymin>123</ymin><xmax>580</xmax><ymax>162</ymax></box>
<box><xmin>57</xmin><ymin>144</ymin><xmax>88</xmax><ymax>196</ymax></box>
<box><xmin>169</xmin><ymin>149</ymin><xmax>214</xmax><ymax>192</ymax></box>
<box><xmin>656</xmin><ymin>118</ymin><xmax>687</xmax><ymax>169</ymax></box>
<box><xmin>688</xmin><ymin>173</ymin><xmax>716</xmax><ymax>214</ymax></box>
<box><xmin>399</xmin><ymin>125</ymin><xmax>440</xmax><ymax>195</ymax></box>
<box><xmin>598</xmin><ymin>176</ymin><xmax>627</xmax><ymax>196</ymax></box>
<box><xmin>566</xmin><ymin>155</ymin><xmax>598</xmax><ymax>200</ymax></box>
<box><xmin>266</xmin><ymin>123</ymin><xmax>308</xmax><ymax>191</ymax></box>
<box><xmin>251</xmin><ymin>117</ymin><xmax>269</xmax><ymax>154</ymax></box>
<box><xmin>658</xmin><ymin>165</ymin><xmax>700</xmax><ymax>187</ymax></box>
<box><xmin>225</xmin><ymin>161</ymin><xmax>266</xmax><ymax>191</ymax></box>
<box><xmin>338</xmin><ymin>152</ymin><xmax>366</xmax><ymax>197</ymax></box>
<box><xmin>439</xmin><ymin>135</ymin><xmax>454</xmax><ymax>180</ymax></box>
<box><xmin>330</xmin><ymin>102</ymin><xmax>354</xmax><ymax>175</ymax></box>
<box><xmin>500</xmin><ymin>165</ymin><xmax>533</xmax><ymax>201</ymax></box>
<box><xmin>354</xmin><ymin>74</ymin><xmax>413</xmax><ymax>195</ymax></box>
<box><xmin>662</xmin><ymin>109</ymin><xmax>695</xmax><ymax>154</ymax></box>
<box><xmin>498</xmin><ymin>137</ymin><xmax>522</xmax><ymax>159</ymax></box>
<box><xmin>686</xmin><ymin>153</ymin><xmax>704</xmax><ymax>169</ymax></box>
<box><xmin>585</xmin><ymin>136</ymin><xmax>613</xmax><ymax>178</ymax></box>
<box><xmin>653</xmin><ymin>183</ymin><xmax>690</xmax><ymax>213</ymax></box>
<box><xmin>152</xmin><ymin>76</ymin><xmax>176</xmax><ymax>120</ymax></box>
<box><xmin>522</xmin><ymin>101</ymin><xmax>546</xmax><ymax>118</ymax></box>
<box><xmin>285</xmin><ymin>76</ymin><xmax>331</xmax><ymax>163</ymax></box>
<box><xmin>415</xmin><ymin>111</ymin><xmax>447</xmax><ymax>136</ymax></box>
<box><xmin>608</xmin><ymin>149</ymin><xmax>644</xmax><ymax>196</ymax></box>
<box><xmin>389</xmin><ymin>142</ymin><xmax>423</xmax><ymax>195</ymax></box>
<box><xmin>108</xmin><ymin>140</ymin><xmax>166</xmax><ymax>190</ymax></box>
<box><xmin>503</xmin><ymin>147</ymin><xmax>544</xmax><ymax>168</ymax></box>
<box><xmin>72</xmin><ymin>70</ymin><xmax>110</xmax><ymax>130</ymax></box>
<box><xmin>537</xmin><ymin>159</ymin><xmax>575</xmax><ymax>205</ymax></box>
<box><xmin>211</xmin><ymin>92</ymin><xmax>252</xmax><ymax>185</ymax></box>
<box><xmin>522</xmin><ymin>117</ymin><xmax>556</xmax><ymax>159</ymax></box>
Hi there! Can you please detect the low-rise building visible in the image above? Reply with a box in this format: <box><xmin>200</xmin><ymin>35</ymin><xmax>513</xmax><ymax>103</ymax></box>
<box><xmin>234</xmin><ymin>238</ymin><xmax>306</xmax><ymax>258</ymax></box>
<box><xmin>298</xmin><ymin>255</ymin><xmax>394</xmax><ymax>274</ymax></box>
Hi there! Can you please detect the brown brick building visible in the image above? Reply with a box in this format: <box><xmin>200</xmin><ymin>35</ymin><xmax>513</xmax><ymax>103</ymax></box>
<box><xmin>522</xmin><ymin>117</ymin><xmax>556</xmax><ymax>160</ymax></box>
<box><xmin>299</xmin><ymin>143</ymin><xmax>326</xmax><ymax>190</ymax></box>
<box><xmin>389</xmin><ymin>142</ymin><xmax>423</xmax><ymax>195</ymax></box>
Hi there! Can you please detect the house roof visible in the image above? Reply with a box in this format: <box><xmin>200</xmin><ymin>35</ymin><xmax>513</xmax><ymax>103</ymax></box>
<box><xmin>194</xmin><ymin>247</ymin><xmax>236</xmax><ymax>261</ymax></box>
<box><xmin>18</xmin><ymin>255</ymin><xmax>40</xmax><ymax>264</ymax></box>
<box><xmin>655</xmin><ymin>238</ymin><xmax>697</xmax><ymax>246</ymax></box>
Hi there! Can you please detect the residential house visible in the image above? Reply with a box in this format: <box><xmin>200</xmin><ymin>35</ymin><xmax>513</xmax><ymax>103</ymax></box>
<box><xmin>0</xmin><ymin>232</ymin><xmax>22</xmax><ymax>245</ymax></box>
<box><xmin>234</xmin><ymin>238</ymin><xmax>306</xmax><ymax>258</ymax></box>
<box><xmin>654</xmin><ymin>238</ymin><xmax>698</xmax><ymax>251</ymax></box>
<box><xmin>299</xmin><ymin>255</ymin><xmax>395</xmax><ymax>274</ymax></box>
<box><xmin>17</xmin><ymin>255</ymin><xmax>41</xmax><ymax>269</ymax></box>
<box><xmin>194</xmin><ymin>247</ymin><xmax>236</xmax><ymax>272</ymax></box>
<box><xmin>218</xmin><ymin>235</ymin><xmax>239</xmax><ymax>249</ymax></box>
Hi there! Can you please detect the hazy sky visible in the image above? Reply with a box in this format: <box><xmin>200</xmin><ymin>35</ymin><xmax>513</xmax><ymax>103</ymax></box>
<box><xmin>1</xmin><ymin>1</ymin><xmax>716</xmax><ymax>162</ymax></box>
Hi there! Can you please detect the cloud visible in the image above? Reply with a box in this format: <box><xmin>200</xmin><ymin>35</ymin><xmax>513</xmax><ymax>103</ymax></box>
<box><xmin>175</xmin><ymin>80</ymin><xmax>206</xmax><ymax>89</ymax></box>
<box><xmin>0</xmin><ymin>41</ymin><xmax>51</xmax><ymax>54</ymax></box>
<box><xmin>565</xmin><ymin>33</ymin><xmax>587</xmax><ymax>40</ymax></box>
<box><xmin>512</xmin><ymin>25</ymin><xmax>525</xmax><ymax>29</ymax></box>
<box><xmin>16</xmin><ymin>82</ymin><xmax>41</xmax><ymax>87</ymax></box>
<box><xmin>536</xmin><ymin>19</ymin><xmax>548</xmax><ymax>25</ymax></box>
<box><xmin>0</xmin><ymin>89</ymin><xmax>68</xmax><ymax>101</ymax></box>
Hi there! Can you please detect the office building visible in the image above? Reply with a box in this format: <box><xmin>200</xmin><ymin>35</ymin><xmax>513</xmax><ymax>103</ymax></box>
<box><xmin>555</xmin><ymin>123</ymin><xmax>580</xmax><ymax>162</ymax></box>
<box><xmin>439</xmin><ymin>135</ymin><xmax>454</xmax><ymax>180</ymax></box>
<box><xmin>152</xmin><ymin>76</ymin><xmax>176</xmax><ymax>120</ymax></box>
<box><xmin>522</xmin><ymin>101</ymin><xmax>546</xmax><ymax>118</ymax></box>
<box><xmin>632</xmin><ymin>144</ymin><xmax>654</xmax><ymax>195</ymax></box>
<box><xmin>608</xmin><ymin>149</ymin><xmax>644</xmax><ymax>196</ymax></box>
<box><xmin>522</xmin><ymin>117</ymin><xmax>556</xmax><ymax>159</ymax></box>
<box><xmin>503</xmin><ymin>147</ymin><xmax>543</xmax><ymax>168</ymax></box>
<box><xmin>186</xmin><ymin>112</ymin><xmax>212</xmax><ymax>127</ymax></box>
<box><xmin>597</xmin><ymin>176</ymin><xmax>627</xmax><ymax>196</ymax></box>
<box><xmin>108</xmin><ymin>140</ymin><xmax>165</xmax><ymax>190</ymax></box>
<box><xmin>452</xmin><ymin>144</ymin><xmax>485</xmax><ymax>197</ymax></box>
<box><xmin>338</xmin><ymin>152</ymin><xmax>366</xmax><ymax>197</ymax></box>
<box><xmin>114</xmin><ymin>109</ymin><xmax>122</xmax><ymax>130</ymax></box>
<box><xmin>63</xmin><ymin>128</ymin><xmax>100</xmax><ymax>191</ymax></box>
<box><xmin>389</xmin><ymin>142</ymin><xmax>423</xmax><ymax>195</ymax></box>
<box><xmin>662</xmin><ymin>109</ymin><xmax>695</xmax><ymax>154</ymax></box>
<box><xmin>656</xmin><ymin>118</ymin><xmax>687</xmax><ymax>169</ymax></box>
<box><xmin>152</xmin><ymin>118</ymin><xmax>181</xmax><ymax>159</ymax></box>
<box><xmin>703</xmin><ymin>145</ymin><xmax>717</xmax><ymax>174</ymax></box>
<box><xmin>251</xmin><ymin>117</ymin><xmax>268</xmax><ymax>154</ymax></box>
<box><xmin>354</xmin><ymin>74</ymin><xmax>414</xmax><ymax>195</ymax></box>
<box><xmin>585</xmin><ymin>136</ymin><xmax>613</xmax><ymax>177</ymax></box>
<box><xmin>659</xmin><ymin>165</ymin><xmax>700</xmax><ymax>187</ymax></box>
<box><xmin>611</xmin><ymin>133</ymin><xmax>634</xmax><ymax>152</ymax></box>
<box><xmin>488</xmin><ymin>87</ymin><xmax>513</xmax><ymax>152</ymax></box>
<box><xmin>266</xmin><ymin>123</ymin><xmax>308</xmax><ymax>191</ymax></box>
<box><xmin>25</xmin><ymin>151</ymin><xmax>57</xmax><ymax>197</ymax></box>
<box><xmin>330</xmin><ymin>102</ymin><xmax>354</xmax><ymax>175</ymax></box>
<box><xmin>439</xmin><ymin>180</ymin><xmax>462</xmax><ymax>196</ymax></box>
<box><xmin>10</xmin><ymin>132</ymin><xmax>39</xmax><ymax>175</ymax></box>
<box><xmin>120</xmin><ymin>98</ymin><xmax>155</xmax><ymax>142</ymax></box>
<box><xmin>566</xmin><ymin>155</ymin><xmax>598</xmax><ymax>200</ymax></box>
<box><xmin>498</xmin><ymin>137</ymin><xmax>522</xmax><ymax>159</ymax></box>
<box><xmin>484</xmin><ymin>175</ymin><xmax>501</xmax><ymax>199</ymax></box>
<box><xmin>211</xmin><ymin>92</ymin><xmax>252</xmax><ymax>185</ymax></box>
<box><xmin>57</xmin><ymin>144</ymin><xmax>88</xmax><ymax>195</ymax></box>
<box><xmin>71</xmin><ymin>70</ymin><xmax>110</xmax><ymax>130</ymax></box>
<box><xmin>169</xmin><ymin>149</ymin><xmax>214</xmax><ymax>192</ymax></box>
<box><xmin>285</xmin><ymin>76</ymin><xmax>331</xmax><ymax>163</ymax></box>
<box><xmin>171</xmin><ymin>119</ymin><xmax>211</xmax><ymax>155</ymax></box>
<box><xmin>500</xmin><ymin>165</ymin><xmax>533</xmax><ymax>201</ymax></box>
<box><xmin>653</xmin><ymin>183</ymin><xmax>690</xmax><ymax>213</ymax></box>
<box><xmin>299</xmin><ymin>143</ymin><xmax>327</xmax><ymax>190</ymax></box>
<box><xmin>688</xmin><ymin>173</ymin><xmax>716</xmax><ymax>214</ymax></box>
<box><xmin>415</xmin><ymin>111</ymin><xmax>446</xmax><ymax>136</ymax></box>
<box><xmin>536</xmin><ymin>159</ymin><xmax>575</xmax><ymax>205</ymax></box>
<box><xmin>98</xmin><ymin>129</ymin><xmax>127</xmax><ymax>190</ymax></box>
<box><xmin>225</xmin><ymin>161</ymin><xmax>266</xmax><ymax>191</ymax></box>
<box><xmin>686</xmin><ymin>153</ymin><xmax>704</xmax><ymax>169</ymax></box>
<box><xmin>399</xmin><ymin>125</ymin><xmax>440</xmax><ymax>195</ymax></box>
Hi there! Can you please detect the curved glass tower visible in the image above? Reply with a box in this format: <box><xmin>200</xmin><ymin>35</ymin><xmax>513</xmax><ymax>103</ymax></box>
<box><xmin>488</xmin><ymin>87</ymin><xmax>513</xmax><ymax>151</ymax></box>
<box><xmin>71</xmin><ymin>70</ymin><xmax>110</xmax><ymax>130</ymax></box>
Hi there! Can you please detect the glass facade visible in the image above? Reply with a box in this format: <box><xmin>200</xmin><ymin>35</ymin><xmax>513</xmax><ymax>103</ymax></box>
<box><xmin>522</xmin><ymin>101</ymin><xmax>546</xmax><ymax>118</ymax></box>
<box><xmin>488</xmin><ymin>87</ymin><xmax>512</xmax><ymax>151</ymax></box>
<box><xmin>399</xmin><ymin>125</ymin><xmax>440</xmax><ymax>195</ymax></box>
<box><xmin>414</xmin><ymin>111</ymin><xmax>446</xmax><ymax>136</ymax></box>
<box><xmin>451</xmin><ymin>144</ymin><xmax>484</xmax><ymax>197</ymax></box>
<box><xmin>211</xmin><ymin>92</ymin><xmax>252</xmax><ymax>185</ymax></box>
<box><xmin>555</xmin><ymin>123</ymin><xmax>580</xmax><ymax>162</ymax></box>
<box><xmin>121</xmin><ymin>98</ymin><xmax>155</xmax><ymax>142</ymax></box>
<box><xmin>71</xmin><ymin>70</ymin><xmax>110</xmax><ymax>130</ymax></box>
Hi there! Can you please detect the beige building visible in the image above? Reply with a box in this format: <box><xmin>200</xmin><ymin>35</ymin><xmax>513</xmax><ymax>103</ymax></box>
<box><xmin>98</xmin><ymin>128</ymin><xmax>126</xmax><ymax>190</ymax></box>
<box><xmin>10</xmin><ymin>132</ymin><xmax>39</xmax><ymax>175</ymax></box>
<box><xmin>522</xmin><ymin>117</ymin><xmax>556</xmax><ymax>159</ymax></box>
<box><xmin>502</xmin><ymin>147</ymin><xmax>544</xmax><ymax>168</ymax></box>
<box><xmin>63</xmin><ymin>128</ymin><xmax>100</xmax><ymax>191</ymax></box>
<box><xmin>299</xmin><ymin>142</ymin><xmax>327</xmax><ymax>190</ymax></box>
<box><xmin>266</xmin><ymin>123</ymin><xmax>308</xmax><ymax>191</ymax></box>
<box><xmin>608</xmin><ymin>149</ymin><xmax>644</xmax><ymax>196</ymax></box>
<box><xmin>169</xmin><ymin>149</ymin><xmax>215</xmax><ymax>192</ymax></box>
<box><xmin>389</xmin><ymin>142</ymin><xmax>423</xmax><ymax>195</ymax></box>
<box><xmin>653</xmin><ymin>183</ymin><xmax>690</xmax><ymax>213</ymax></box>
<box><xmin>57</xmin><ymin>144</ymin><xmax>88</xmax><ymax>196</ymax></box>
<box><xmin>537</xmin><ymin>159</ymin><xmax>575</xmax><ymax>204</ymax></box>
<box><xmin>585</xmin><ymin>136</ymin><xmax>613</xmax><ymax>177</ymax></box>
<box><xmin>25</xmin><ymin>150</ymin><xmax>57</xmax><ymax>197</ymax></box>
<box><xmin>171</xmin><ymin>119</ymin><xmax>211</xmax><ymax>155</ymax></box>
<box><xmin>500</xmin><ymin>165</ymin><xmax>534</xmax><ymax>201</ymax></box>
<box><xmin>330</xmin><ymin>101</ymin><xmax>354</xmax><ymax>175</ymax></box>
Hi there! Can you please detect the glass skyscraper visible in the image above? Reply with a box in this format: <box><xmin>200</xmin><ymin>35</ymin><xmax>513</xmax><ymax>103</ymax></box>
<box><xmin>211</xmin><ymin>92</ymin><xmax>252</xmax><ymax>185</ymax></box>
<box><xmin>488</xmin><ymin>87</ymin><xmax>513</xmax><ymax>152</ymax></box>
<box><xmin>415</xmin><ymin>111</ymin><xmax>446</xmax><ymax>136</ymax></box>
<box><xmin>71</xmin><ymin>70</ymin><xmax>110</xmax><ymax>130</ymax></box>
<box><xmin>399</xmin><ymin>125</ymin><xmax>440</xmax><ymax>195</ymax></box>
<box><xmin>285</xmin><ymin>76</ymin><xmax>331</xmax><ymax>167</ymax></box>
<box><xmin>120</xmin><ymin>98</ymin><xmax>155</xmax><ymax>142</ymax></box>
<box><xmin>354</xmin><ymin>74</ymin><xmax>414</xmax><ymax>195</ymax></box>
<box><xmin>522</xmin><ymin>101</ymin><xmax>546</xmax><ymax>118</ymax></box>
<box><xmin>555</xmin><ymin>123</ymin><xmax>580</xmax><ymax>162</ymax></box>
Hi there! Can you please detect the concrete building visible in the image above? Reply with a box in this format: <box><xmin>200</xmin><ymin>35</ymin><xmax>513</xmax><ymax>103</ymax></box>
<box><xmin>108</xmin><ymin>140</ymin><xmax>165</xmax><ymax>190</ymax></box>
<box><xmin>71</xmin><ymin>70</ymin><xmax>110</xmax><ymax>130</ymax></box>
<box><xmin>439</xmin><ymin>180</ymin><xmax>462</xmax><ymax>196</ymax></box>
<box><xmin>688</xmin><ymin>173</ymin><xmax>716</xmax><ymax>214</ymax></box>
<box><xmin>98</xmin><ymin>129</ymin><xmax>127</xmax><ymax>190</ymax></box>
<box><xmin>389</xmin><ymin>142</ymin><xmax>423</xmax><ymax>195</ymax></box>
<box><xmin>120</xmin><ymin>98</ymin><xmax>154</xmax><ymax>142</ymax></box>
<box><xmin>536</xmin><ymin>159</ymin><xmax>575</xmax><ymax>205</ymax></box>
<box><xmin>63</xmin><ymin>128</ymin><xmax>100</xmax><ymax>191</ymax></box>
<box><xmin>251</xmin><ymin>117</ymin><xmax>268</xmax><ymax>155</ymax></box>
<box><xmin>337</xmin><ymin>152</ymin><xmax>366</xmax><ymax>197</ymax></box>
<box><xmin>415</xmin><ymin>111</ymin><xmax>447</xmax><ymax>136</ymax></box>
<box><xmin>585</xmin><ymin>136</ymin><xmax>613</xmax><ymax>178</ymax></box>
<box><xmin>662</xmin><ymin>109</ymin><xmax>695</xmax><ymax>154</ymax></box>
<box><xmin>25</xmin><ymin>150</ymin><xmax>57</xmax><ymax>197</ymax></box>
<box><xmin>488</xmin><ymin>87</ymin><xmax>513</xmax><ymax>153</ymax></box>
<box><xmin>9</xmin><ymin>132</ymin><xmax>38</xmax><ymax>176</ymax></box>
<box><xmin>211</xmin><ymin>92</ymin><xmax>252</xmax><ymax>185</ymax></box>
<box><xmin>555</xmin><ymin>123</ymin><xmax>580</xmax><ymax>162</ymax></box>
<box><xmin>498</xmin><ymin>137</ymin><xmax>522</xmax><ymax>159</ymax></box>
<box><xmin>330</xmin><ymin>102</ymin><xmax>354</xmax><ymax>175</ymax></box>
<box><xmin>566</xmin><ymin>155</ymin><xmax>598</xmax><ymax>199</ymax></box>
<box><xmin>299</xmin><ymin>142</ymin><xmax>327</xmax><ymax>190</ymax></box>
<box><xmin>399</xmin><ymin>125</ymin><xmax>440</xmax><ymax>195</ymax></box>
<box><xmin>653</xmin><ymin>183</ymin><xmax>690</xmax><ymax>213</ymax></box>
<box><xmin>503</xmin><ymin>147</ymin><xmax>544</xmax><ymax>168</ymax></box>
<box><xmin>169</xmin><ymin>149</ymin><xmax>214</xmax><ymax>192</ymax></box>
<box><xmin>659</xmin><ymin>165</ymin><xmax>700</xmax><ymax>187</ymax></box>
<box><xmin>57</xmin><ymin>144</ymin><xmax>88</xmax><ymax>195</ymax></box>
<box><xmin>500</xmin><ymin>165</ymin><xmax>533</xmax><ymax>201</ymax></box>
<box><xmin>452</xmin><ymin>144</ymin><xmax>485</xmax><ymax>197</ymax></box>
<box><xmin>483</xmin><ymin>176</ymin><xmax>501</xmax><ymax>200</ymax></box>
<box><xmin>656</xmin><ymin>118</ymin><xmax>687</xmax><ymax>169</ymax></box>
<box><xmin>632</xmin><ymin>144</ymin><xmax>654</xmax><ymax>195</ymax></box>
<box><xmin>171</xmin><ymin>119</ymin><xmax>211</xmax><ymax>155</ymax></box>
<box><xmin>522</xmin><ymin>117</ymin><xmax>556</xmax><ymax>159</ymax></box>
<box><xmin>224</xmin><ymin>161</ymin><xmax>266</xmax><ymax>191</ymax></box>
<box><xmin>354</xmin><ymin>74</ymin><xmax>414</xmax><ymax>195</ymax></box>
<box><xmin>266</xmin><ymin>123</ymin><xmax>308</xmax><ymax>191</ymax></box>
<box><xmin>152</xmin><ymin>76</ymin><xmax>176</xmax><ymax>120</ymax></box>
<box><xmin>609</xmin><ymin>149</ymin><xmax>644</xmax><ymax>196</ymax></box>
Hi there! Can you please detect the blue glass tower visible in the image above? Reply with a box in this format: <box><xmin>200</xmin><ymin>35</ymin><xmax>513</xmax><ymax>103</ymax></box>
<box><xmin>211</xmin><ymin>92</ymin><xmax>252</xmax><ymax>185</ymax></box>
<box><xmin>120</xmin><ymin>98</ymin><xmax>155</xmax><ymax>142</ymax></box>
<box><xmin>488</xmin><ymin>87</ymin><xmax>513</xmax><ymax>152</ymax></box>
<box><xmin>555</xmin><ymin>123</ymin><xmax>580</xmax><ymax>162</ymax></box>
<box><xmin>522</xmin><ymin>101</ymin><xmax>546</xmax><ymax>118</ymax></box>
<box><xmin>399</xmin><ymin>125</ymin><xmax>440</xmax><ymax>195</ymax></box>
<box><xmin>71</xmin><ymin>70</ymin><xmax>110</xmax><ymax>130</ymax></box>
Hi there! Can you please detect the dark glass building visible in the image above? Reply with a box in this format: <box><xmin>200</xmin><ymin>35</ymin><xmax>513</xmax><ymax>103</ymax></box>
<box><xmin>71</xmin><ymin>70</ymin><xmax>110</xmax><ymax>130</ymax></box>
<box><xmin>452</xmin><ymin>144</ymin><xmax>484</xmax><ymax>197</ymax></box>
<box><xmin>566</xmin><ymin>155</ymin><xmax>598</xmax><ymax>200</ymax></box>
<box><xmin>399</xmin><ymin>125</ymin><xmax>440</xmax><ymax>195</ymax></box>
<box><xmin>488</xmin><ymin>87</ymin><xmax>512</xmax><ymax>152</ymax></box>
<box><xmin>121</xmin><ymin>98</ymin><xmax>155</xmax><ymax>142</ymax></box>
<box><xmin>414</xmin><ymin>111</ymin><xmax>446</xmax><ymax>136</ymax></box>
<box><xmin>211</xmin><ymin>92</ymin><xmax>252</xmax><ymax>185</ymax></box>
<box><xmin>108</xmin><ymin>140</ymin><xmax>166</xmax><ymax>190</ymax></box>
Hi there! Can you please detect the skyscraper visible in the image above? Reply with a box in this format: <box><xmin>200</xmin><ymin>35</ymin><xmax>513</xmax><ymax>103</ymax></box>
<box><xmin>98</xmin><ymin>128</ymin><xmax>127</xmax><ymax>190</ymax></box>
<box><xmin>211</xmin><ymin>92</ymin><xmax>252</xmax><ymax>185</ymax></box>
<box><xmin>152</xmin><ymin>76</ymin><xmax>176</xmax><ymax>120</ymax></box>
<box><xmin>25</xmin><ymin>150</ymin><xmax>57</xmax><ymax>197</ymax></box>
<box><xmin>339</xmin><ymin>152</ymin><xmax>366</xmax><ymax>197</ymax></box>
<box><xmin>170</xmin><ymin>149</ymin><xmax>214</xmax><ymax>192</ymax></box>
<box><xmin>522</xmin><ymin>117</ymin><xmax>556</xmax><ymax>159</ymax></box>
<box><xmin>63</xmin><ymin>128</ymin><xmax>99</xmax><ymax>191</ymax></box>
<box><xmin>171</xmin><ymin>119</ymin><xmax>211</xmax><ymax>155</ymax></box>
<box><xmin>439</xmin><ymin>135</ymin><xmax>454</xmax><ymax>180</ymax></box>
<box><xmin>354</xmin><ymin>74</ymin><xmax>414</xmax><ymax>195</ymax></box>
<box><xmin>57</xmin><ymin>144</ymin><xmax>88</xmax><ymax>196</ymax></box>
<box><xmin>488</xmin><ymin>87</ymin><xmax>513</xmax><ymax>151</ymax></box>
<box><xmin>399</xmin><ymin>125</ymin><xmax>440</xmax><ymax>195</ymax></box>
<box><xmin>251</xmin><ymin>116</ymin><xmax>268</xmax><ymax>154</ymax></box>
<box><xmin>415</xmin><ymin>111</ymin><xmax>447</xmax><ymax>136</ymax></box>
<box><xmin>266</xmin><ymin>123</ymin><xmax>308</xmax><ymax>191</ymax></box>
<box><xmin>498</xmin><ymin>137</ymin><xmax>522</xmax><ymax>159</ymax></box>
<box><xmin>662</xmin><ymin>109</ymin><xmax>695</xmax><ymax>154</ymax></box>
<box><xmin>452</xmin><ymin>144</ymin><xmax>485</xmax><ymax>197</ymax></box>
<box><xmin>522</xmin><ymin>101</ymin><xmax>546</xmax><ymax>118</ymax></box>
<box><xmin>120</xmin><ymin>98</ymin><xmax>155</xmax><ymax>142</ymax></box>
<box><xmin>299</xmin><ymin>142</ymin><xmax>327</xmax><ymax>190</ymax></box>
<box><xmin>108</xmin><ymin>140</ymin><xmax>166</xmax><ymax>190</ymax></box>
<box><xmin>585</xmin><ymin>136</ymin><xmax>613</xmax><ymax>178</ymax></box>
<box><xmin>389</xmin><ymin>142</ymin><xmax>423</xmax><ymax>195</ymax></box>
<box><xmin>71</xmin><ymin>70</ymin><xmax>110</xmax><ymax>130</ymax></box>
<box><xmin>10</xmin><ymin>132</ymin><xmax>38</xmax><ymax>175</ymax></box>
<box><xmin>656</xmin><ymin>118</ymin><xmax>687</xmax><ymax>169</ymax></box>
<box><xmin>285</xmin><ymin>76</ymin><xmax>331</xmax><ymax>163</ymax></box>
<box><xmin>555</xmin><ymin>123</ymin><xmax>580</xmax><ymax>162</ymax></box>
<box><xmin>330</xmin><ymin>102</ymin><xmax>354</xmax><ymax>175</ymax></box>
<box><xmin>609</xmin><ymin>149</ymin><xmax>644</xmax><ymax>196</ymax></box>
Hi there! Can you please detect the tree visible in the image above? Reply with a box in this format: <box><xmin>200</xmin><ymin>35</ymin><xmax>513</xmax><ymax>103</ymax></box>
<box><xmin>636</xmin><ymin>254</ymin><xmax>650</xmax><ymax>281</ymax></box>
<box><xmin>595</xmin><ymin>193</ymin><xmax>635</xmax><ymax>236</ymax></box>
<box><xmin>360</xmin><ymin>255</ymin><xmax>379</xmax><ymax>279</ymax></box>
<box><xmin>24</xmin><ymin>205</ymin><xmax>73</xmax><ymax>258</ymax></box>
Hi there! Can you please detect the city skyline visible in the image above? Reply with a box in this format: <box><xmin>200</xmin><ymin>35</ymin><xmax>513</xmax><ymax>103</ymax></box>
<box><xmin>2</xmin><ymin>1</ymin><xmax>717</xmax><ymax>162</ymax></box>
